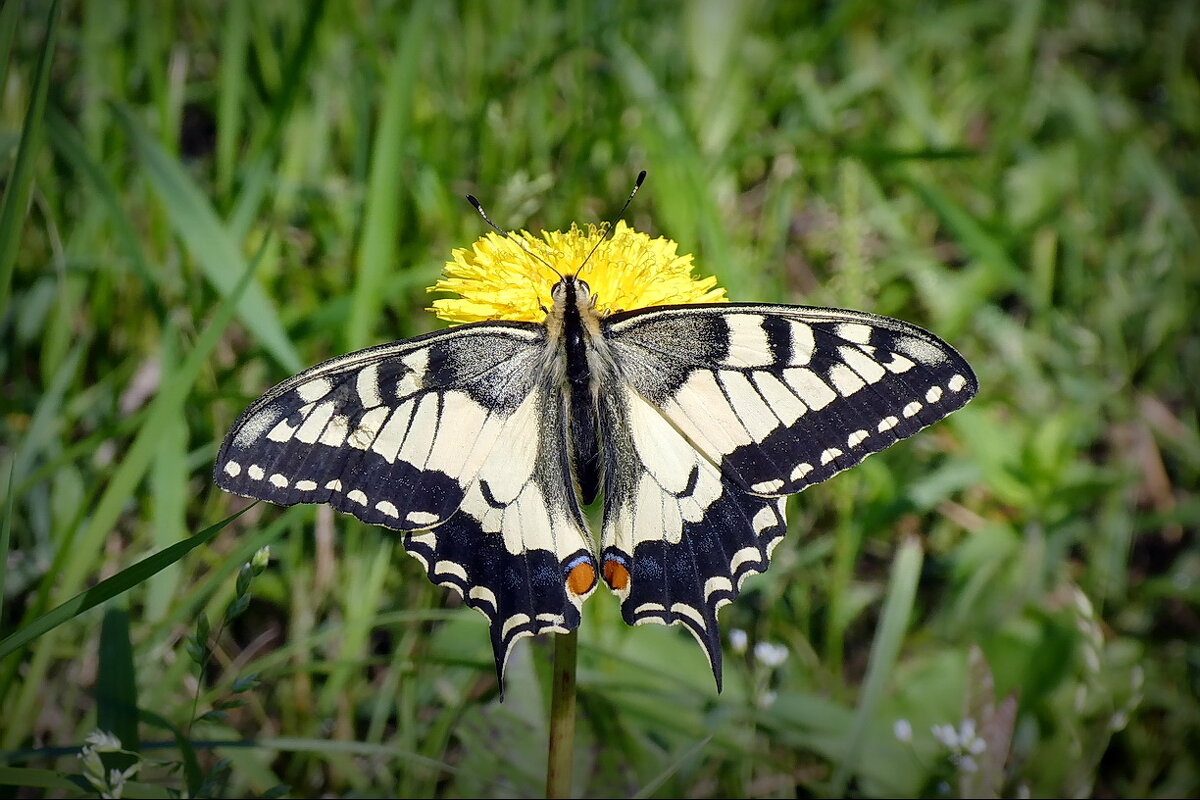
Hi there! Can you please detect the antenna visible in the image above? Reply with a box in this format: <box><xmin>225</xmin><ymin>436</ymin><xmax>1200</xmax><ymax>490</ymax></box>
<box><xmin>466</xmin><ymin>194</ymin><xmax>562</xmax><ymax>279</ymax></box>
<box><xmin>577</xmin><ymin>170</ymin><xmax>646</xmax><ymax>277</ymax></box>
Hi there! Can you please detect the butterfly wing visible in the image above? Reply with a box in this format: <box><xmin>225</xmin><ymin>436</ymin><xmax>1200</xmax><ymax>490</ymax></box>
<box><xmin>599</xmin><ymin>303</ymin><xmax>977</xmax><ymax>686</ymax></box>
<box><xmin>214</xmin><ymin>322</ymin><xmax>598</xmax><ymax>685</ymax></box>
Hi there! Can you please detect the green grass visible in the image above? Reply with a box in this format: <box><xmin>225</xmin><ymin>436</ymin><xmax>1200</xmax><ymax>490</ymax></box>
<box><xmin>2</xmin><ymin>0</ymin><xmax>1198</xmax><ymax>796</ymax></box>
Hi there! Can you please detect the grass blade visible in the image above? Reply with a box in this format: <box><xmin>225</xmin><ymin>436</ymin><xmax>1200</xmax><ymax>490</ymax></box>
<box><xmin>0</xmin><ymin>507</ymin><xmax>251</xmax><ymax>662</ymax></box>
<box><xmin>97</xmin><ymin>606</ymin><xmax>140</xmax><ymax>771</ymax></box>
<box><xmin>0</xmin><ymin>0</ymin><xmax>20</xmax><ymax>102</ymax></box>
<box><xmin>0</xmin><ymin>0</ymin><xmax>60</xmax><ymax>314</ymax></box>
<box><xmin>50</xmin><ymin>237</ymin><xmax>274</xmax><ymax>602</ymax></box>
<box><xmin>0</xmin><ymin>463</ymin><xmax>13</xmax><ymax>632</ymax></box>
<box><xmin>345</xmin><ymin>0</ymin><xmax>434</xmax><ymax>351</ymax></box>
<box><xmin>830</xmin><ymin>534</ymin><xmax>923</xmax><ymax>795</ymax></box>
<box><xmin>46</xmin><ymin>111</ymin><xmax>167</xmax><ymax>320</ymax></box>
<box><xmin>113</xmin><ymin>104</ymin><xmax>302</xmax><ymax>373</ymax></box>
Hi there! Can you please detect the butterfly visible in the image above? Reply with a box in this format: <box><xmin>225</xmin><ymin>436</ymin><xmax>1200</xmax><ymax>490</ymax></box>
<box><xmin>214</xmin><ymin>224</ymin><xmax>976</xmax><ymax>691</ymax></box>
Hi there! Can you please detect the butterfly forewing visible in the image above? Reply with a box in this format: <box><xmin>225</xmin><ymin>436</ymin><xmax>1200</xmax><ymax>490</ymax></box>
<box><xmin>606</xmin><ymin>304</ymin><xmax>977</xmax><ymax>496</ymax></box>
<box><xmin>214</xmin><ymin>322</ymin><xmax>598</xmax><ymax>685</ymax></box>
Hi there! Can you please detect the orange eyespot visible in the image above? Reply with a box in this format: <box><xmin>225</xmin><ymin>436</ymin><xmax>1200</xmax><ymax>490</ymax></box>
<box><xmin>566</xmin><ymin>561</ymin><xmax>597</xmax><ymax>596</ymax></box>
<box><xmin>603</xmin><ymin>558</ymin><xmax>630</xmax><ymax>591</ymax></box>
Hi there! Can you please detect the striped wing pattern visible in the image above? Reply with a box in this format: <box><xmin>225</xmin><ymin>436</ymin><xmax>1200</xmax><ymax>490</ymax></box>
<box><xmin>599</xmin><ymin>304</ymin><xmax>977</xmax><ymax>685</ymax></box>
<box><xmin>215</xmin><ymin>297</ymin><xmax>975</xmax><ymax>691</ymax></box>
<box><xmin>214</xmin><ymin>323</ymin><xmax>597</xmax><ymax>684</ymax></box>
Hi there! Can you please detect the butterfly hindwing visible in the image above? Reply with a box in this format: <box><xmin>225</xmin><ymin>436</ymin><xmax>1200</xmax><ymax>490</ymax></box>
<box><xmin>214</xmin><ymin>322</ymin><xmax>597</xmax><ymax>685</ymax></box>
<box><xmin>598</xmin><ymin>383</ymin><xmax>787</xmax><ymax>687</ymax></box>
<box><xmin>599</xmin><ymin>303</ymin><xmax>977</xmax><ymax>682</ymax></box>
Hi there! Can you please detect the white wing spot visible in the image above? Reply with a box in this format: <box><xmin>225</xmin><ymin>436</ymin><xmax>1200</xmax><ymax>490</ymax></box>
<box><xmin>248</xmin><ymin>464</ymin><xmax>265</xmax><ymax>480</ymax></box>
<box><xmin>223</xmin><ymin>461</ymin><xmax>242</xmax><ymax>477</ymax></box>
<box><xmin>948</xmin><ymin>373</ymin><xmax>968</xmax><ymax>392</ymax></box>
<box><xmin>296</xmin><ymin>401</ymin><xmax>335</xmax><ymax>444</ymax></box>
<box><xmin>882</xmin><ymin>352</ymin><xmax>917</xmax><ymax>373</ymax></box>
<box><xmin>356</xmin><ymin>362</ymin><xmax>382</xmax><ymax>408</ymax></box>
<box><xmin>397</xmin><ymin>350</ymin><xmax>428</xmax><ymax>397</ymax></box>
<box><xmin>789</xmin><ymin>321</ymin><xmax>815</xmax><ymax>365</ymax></box>
<box><xmin>325</xmin><ymin>479</ymin><xmax>343</xmax><ymax>491</ymax></box>
<box><xmin>435</xmin><ymin>560</ymin><xmax>469</xmax><ymax>583</ymax></box>
<box><xmin>349</xmin><ymin>407</ymin><xmax>389</xmax><ymax>449</ymax></box>
<box><xmin>296</xmin><ymin>480</ymin><xmax>317</xmax><ymax>491</ymax></box>
<box><xmin>267</xmin><ymin>417</ymin><xmax>298</xmax><ymax>442</ymax></box>
<box><xmin>848</xmin><ymin>429</ymin><xmax>869</xmax><ymax>447</ymax></box>
<box><xmin>898</xmin><ymin>336</ymin><xmax>946</xmax><ymax>364</ymax></box>
<box><xmin>878</xmin><ymin>415</ymin><xmax>899</xmax><ymax>432</ymax></box>
<box><xmin>375</xmin><ymin>500</ymin><xmax>399</xmax><ymax>518</ymax></box>
<box><xmin>829</xmin><ymin>364</ymin><xmax>866</xmax><ymax>396</ymax></box>
<box><xmin>704</xmin><ymin>575</ymin><xmax>734</xmax><ymax>600</ymax></box>
<box><xmin>820</xmin><ymin>448</ymin><xmax>843</xmax><ymax>465</ymax></box>
<box><xmin>269</xmin><ymin>473</ymin><xmax>289</xmax><ymax>488</ymax></box>
<box><xmin>837</xmin><ymin>322</ymin><xmax>873</xmax><ymax>344</ymax></box>
<box><xmin>729</xmin><ymin>547</ymin><xmax>763</xmax><ymax>573</ymax></box>
<box><xmin>926</xmin><ymin>385</ymin><xmax>944</xmax><ymax>403</ymax></box>
<box><xmin>347</xmin><ymin>489</ymin><xmax>368</xmax><ymax>505</ymax></box>
<box><xmin>839</xmin><ymin>345</ymin><xmax>887</xmax><ymax>384</ymax></box>
<box><xmin>790</xmin><ymin>462</ymin><xmax>813</xmax><ymax>480</ymax></box>
<box><xmin>902</xmin><ymin>401</ymin><xmax>923</xmax><ymax>418</ymax></box>
<box><xmin>751</xmin><ymin>506</ymin><xmax>778</xmax><ymax>533</ymax></box>
<box><xmin>407</xmin><ymin>511</ymin><xmax>440</xmax><ymax>526</ymax></box>
<box><xmin>296</xmin><ymin>377</ymin><xmax>332</xmax><ymax>404</ymax></box>
<box><xmin>782</xmin><ymin>367</ymin><xmax>837</xmax><ymax>410</ymax></box>
<box><xmin>469</xmin><ymin>585</ymin><xmax>498</xmax><ymax>609</ymax></box>
<box><xmin>723</xmin><ymin>314</ymin><xmax>774</xmax><ymax>367</ymax></box>
<box><xmin>319</xmin><ymin>414</ymin><xmax>351</xmax><ymax>447</ymax></box>
<box><xmin>751</xmin><ymin>479</ymin><xmax>784</xmax><ymax>493</ymax></box>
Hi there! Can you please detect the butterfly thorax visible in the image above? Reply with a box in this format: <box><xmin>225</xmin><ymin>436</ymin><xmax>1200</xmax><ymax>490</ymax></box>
<box><xmin>545</xmin><ymin>276</ymin><xmax>613</xmax><ymax>506</ymax></box>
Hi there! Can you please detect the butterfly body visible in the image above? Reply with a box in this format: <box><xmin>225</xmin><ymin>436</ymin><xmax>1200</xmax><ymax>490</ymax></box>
<box><xmin>216</xmin><ymin>272</ymin><xmax>976</xmax><ymax>689</ymax></box>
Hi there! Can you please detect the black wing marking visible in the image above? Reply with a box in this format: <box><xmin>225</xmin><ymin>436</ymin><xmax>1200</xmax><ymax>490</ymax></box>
<box><xmin>601</xmin><ymin>303</ymin><xmax>976</xmax><ymax>686</ymax></box>
<box><xmin>214</xmin><ymin>322</ymin><xmax>598</xmax><ymax>687</ymax></box>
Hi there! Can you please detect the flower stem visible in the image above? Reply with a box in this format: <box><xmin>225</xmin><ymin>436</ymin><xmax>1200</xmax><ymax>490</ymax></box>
<box><xmin>545</xmin><ymin>629</ymin><xmax>578</xmax><ymax>799</ymax></box>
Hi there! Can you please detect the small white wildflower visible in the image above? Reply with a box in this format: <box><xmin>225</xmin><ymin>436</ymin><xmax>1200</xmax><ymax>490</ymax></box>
<box><xmin>1073</xmin><ymin>588</ymin><xmax>1094</xmax><ymax>618</ymax></box>
<box><xmin>931</xmin><ymin>723</ymin><xmax>959</xmax><ymax>748</ymax></box>
<box><xmin>893</xmin><ymin>718</ymin><xmax>913</xmax><ymax>742</ymax></box>
<box><xmin>1074</xmin><ymin>684</ymin><xmax>1089</xmax><ymax>713</ymax></box>
<box><xmin>957</xmin><ymin>754</ymin><xmax>979</xmax><ymax>774</ymax></box>
<box><xmin>1110</xmin><ymin>710</ymin><xmax>1129</xmax><ymax>731</ymax></box>
<box><xmin>1083</xmin><ymin>644</ymin><xmax>1101</xmax><ymax>673</ymax></box>
<box><xmin>1131</xmin><ymin>664</ymin><xmax>1145</xmax><ymax>691</ymax></box>
<box><xmin>757</xmin><ymin>689</ymin><xmax>778</xmax><ymax>709</ymax></box>
<box><xmin>753</xmin><ymin>641</ymin><xmax>788</xmax><ymax>668</ymax></box>
<box><xmin>729</xmin><ymin>628</ymin><xmax>748</xmax><ymax>654</ymax></box>
<box><xmin>105</xmin><ymin>767</ymin><xmax>128</xmax><ymax>799</ymax></box>
<box><xmin>959</xmin><ymin>717</ymin><xmax>976</xmax><ymax>742</ymax></box>
<box><xmin>84</xmin><ymin>730</ymin><xmax>123</xmax><ymax>753</ymax></box>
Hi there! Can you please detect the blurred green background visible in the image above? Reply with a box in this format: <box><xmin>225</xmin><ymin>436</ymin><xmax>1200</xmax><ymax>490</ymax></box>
<box><xmin>2</xmin><ymin>0</ymin><xmax>1197</xmax><ymax>796</ymax></box>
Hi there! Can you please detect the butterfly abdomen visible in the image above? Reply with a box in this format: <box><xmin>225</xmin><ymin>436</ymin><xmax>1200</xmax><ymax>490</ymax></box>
<box><xmin>551</xmin><ymin>277</ymin><xmax>606</xmax><ymax>505</ymax></box>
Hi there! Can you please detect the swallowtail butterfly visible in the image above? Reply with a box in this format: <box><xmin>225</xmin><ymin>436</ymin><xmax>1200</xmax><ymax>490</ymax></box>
<box><xmin>215</xmin><ymin>225</ymin><xmax>976</xmax><ymax>690</ymax></box>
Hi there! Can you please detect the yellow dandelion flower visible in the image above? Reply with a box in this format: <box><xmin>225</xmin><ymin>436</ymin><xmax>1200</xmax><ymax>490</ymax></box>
<box><xmin>429</xmin><ymin>221</ymin><xmax>727</xmax><ymax>324</ymax></box>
